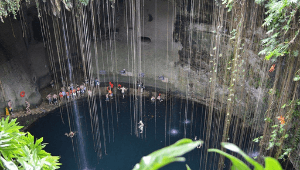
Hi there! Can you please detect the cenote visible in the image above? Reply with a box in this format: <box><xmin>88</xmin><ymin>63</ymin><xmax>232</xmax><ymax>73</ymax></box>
<box><xmin>1</xmin><ymin>0</ymin><xmax>300</xmax><ymax>169</ymax></box>
<box><xmin>27</xmin><ymin>88</ymin><xmax>259</xmax><ymax>170</ymax></box>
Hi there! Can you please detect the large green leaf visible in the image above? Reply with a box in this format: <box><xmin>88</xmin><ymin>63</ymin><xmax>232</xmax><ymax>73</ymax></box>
<box><xmin>0</xmin><ymin>156</ymin><xmax>18</xmax><ymax>170</ymax></box>
<box><xmin>0</xmin><ymin>117</ymin><xmax>61</xmax><ymax>169</ymax></box>
<box><xmin>221</xmin><ymin>142</ymin><xmax>264</xmax><ymax>170</ymax></box>
<box><xmin>293</xmin><ymin>75</ymin><xmax>300</xmax><ymax>81</ymax></box>
<box><xmin>0</xmin><ymin>117</ymin><xmax>24</xmax><ymax>160</ymax></box>
<box><xmin>133</xmin><ymin>138</ymin><xmax>202</xmax><ymax>170</ymax></box>
<box><xmin>208</xmin><ymin>148</ymin><xmax>251</xmax><ymax>170</ymax></box>
<box><xmin>264</xmin><ymin>157</ymin><xmax>282</xmax><ymax>170</ymax></box>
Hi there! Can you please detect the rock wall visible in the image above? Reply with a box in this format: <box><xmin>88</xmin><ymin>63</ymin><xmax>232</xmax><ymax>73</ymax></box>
<box><xmin>0</xmin><ymin>9</ymin><xmax>51</xmax><ymax>115</ymax></box>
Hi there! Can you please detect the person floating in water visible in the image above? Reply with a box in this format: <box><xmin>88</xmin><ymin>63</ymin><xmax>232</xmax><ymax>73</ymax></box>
<box><xmin>151</xmin><ymin>96</ymin><xmax>155</xmax><ymax>101</ymax></box>
<box><xmin>157</xmin><ymin>93</ymin><xmax>163</xmax><ymax>102</ymax></box>
<box><xmin>138</xmin><ymin>120</ymin><xmax>144</xmax><ymax>133</ymax></box>
<box><xmin>65</xmin><ymin>131</ymin><xmax>76</xmax><ymax>138</ymax></box>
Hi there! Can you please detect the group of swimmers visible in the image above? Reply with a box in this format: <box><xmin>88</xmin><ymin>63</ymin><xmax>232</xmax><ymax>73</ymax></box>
<box><xmin>151</xmin><ymin>93</ymin><xmax>163</xmax><ymax>102</ymax></box>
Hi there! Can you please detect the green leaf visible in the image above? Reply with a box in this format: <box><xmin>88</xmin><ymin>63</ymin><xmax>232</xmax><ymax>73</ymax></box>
<box><xmin>208</xmin><ymin>148</ymin><xmax>251</xmax><ymax>170</ymax></box>
<box><xmin>133</xmin><ymin>138</ymin><xmax>202</xmax><ymax>170</ymax></box>
<box><xmin>0</xmin><ymin>156</ymin><xmax>18</xmax><ymax>170</ymax></box>
<box><xmin>264</xmin><ymin>157</ymin><xmax>282</xmax><ymax>170</ymax></box>
<box><xmin>221</xmin><ymin>142</ymin><xmax>264</xmax><ymax>170</ymax></box>
<box><xmin>293</xmin><ymin>75</ymin><xmax>300</xmax><ymax>81</ymax></box>
<box><xmin>281</xmin><ymin>104</ymin><xmax>286</xmax><ymax>108</ymax></box>
<box><xmin>186</xmin><ymin>164</ymin><xmax>191</xmax><ymax>170</ymax></box>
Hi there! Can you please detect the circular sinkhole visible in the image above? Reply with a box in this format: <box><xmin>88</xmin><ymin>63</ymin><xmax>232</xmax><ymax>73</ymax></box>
<box><xmin>27</xmin><ymin>92</ymin><xmax>259</xmax><ymax>170</ymax></box>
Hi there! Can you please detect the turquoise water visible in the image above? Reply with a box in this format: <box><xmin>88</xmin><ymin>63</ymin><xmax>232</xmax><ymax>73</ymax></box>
<box><xmin>27</xmin><ymin>93</ymin><xmax>257</xmax><ymax>170</ymax></box>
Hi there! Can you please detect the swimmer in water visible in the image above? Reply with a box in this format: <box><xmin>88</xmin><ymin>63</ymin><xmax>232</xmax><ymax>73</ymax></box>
<box><xmin>151</xmin><ymin>96</ymin><xmax>155</xmax><ymax>101</ymax></box>
<box><xmin>65</xmin><ymin>131</ymin><xmax>76</xmax><ymax>138</ymax></box>
<box><xmin>138</xmin><ymin>120</ymin><xmax>144</xmax><ymax>133</ymax></box>
<box><xmin>157</xmin><ymin>93</ymin><xmax>163</xmax><ymax>102</ymax></box>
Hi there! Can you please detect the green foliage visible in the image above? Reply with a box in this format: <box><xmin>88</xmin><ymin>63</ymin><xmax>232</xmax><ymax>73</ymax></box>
<box><xmin>0</xmin><ymin>0</ymin><xmax>94</xmax><ymax>22</ymax></box>
<box><xmin>185</xmin><ymin>164</ymin><xmax>191</xmax><ymax>170</ymax></box>
<box><xmin>0</xmin><ymin>116</ymin><xmax>61</xmax><ymax>169</ymax></box>
<box><xmin>134</xmin><ymin>139</ymin><xmax>283</xmax><ymax>170</ymax></box>
<box><xmin>0</xmin><ymin>0</ymin><xmax>21</xmax><ymax>22</ymax></box>
<box><xmin>221</xmin><ymin>0</ymin><xmax>234</xmax><ymax>11</ymax></box>
<box><xmin>208</xmin><ymin>142</ymin><xmax>282</xmax><ymax>170</ymax></box>
<box><xmin>256</xmin><ymin>0</ymin><xmax>300</xmax><ymax>60</ymax></box>
<box><xmin>78</xmin><ymin>0</ymin><xmax>89</xmax><ymax>6</ymax></box>
<box><xmin>294</xmin><ymin>75</ymin><xmax>300</xmax><ymax>81</ymax></box>
<box><xmin>294</xmin><ymin>69</ymin><xmax>300</xmax><ymax>81</ymax></box>
<box><xmin>133</xmin><ymin>138</ymin><xmax>202</xmax><ymax>170</ymax></box>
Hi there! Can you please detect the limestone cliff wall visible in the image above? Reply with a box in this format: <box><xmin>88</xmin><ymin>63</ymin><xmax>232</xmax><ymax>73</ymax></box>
<box><xmin>0</xmin><ymin>13</ymin><xmax>51</xmax><ymax>115</ymax></box>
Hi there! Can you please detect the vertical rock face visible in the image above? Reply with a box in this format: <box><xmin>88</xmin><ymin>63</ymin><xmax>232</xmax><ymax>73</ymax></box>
<box><xmin>0</xmin><ymin>8</ymin><xmax>51</xmax><ymax>114</ymax></box>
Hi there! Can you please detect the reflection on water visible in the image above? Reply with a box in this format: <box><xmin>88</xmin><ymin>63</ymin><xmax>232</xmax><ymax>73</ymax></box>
<box><xmin>169</xmin><ymin>129</ymin><xmax>179</xmax><ymax>136</ymax></box>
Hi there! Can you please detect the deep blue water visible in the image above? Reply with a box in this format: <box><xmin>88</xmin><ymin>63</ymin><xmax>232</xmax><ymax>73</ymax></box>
<box><xmin>27</xmin><ymin>94</ymin><xmax>258</xmax><ymax>170</ymax></box>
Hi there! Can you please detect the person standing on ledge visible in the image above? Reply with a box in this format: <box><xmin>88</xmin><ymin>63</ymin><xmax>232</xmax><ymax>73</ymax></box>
<box><xmin>7</xmin><ymin>100</ymin><xmax>13</xmax><ymax>114</ymax></box>
<box><xmin>25</xmin><ymin>101</ymin><xmax>31</xmax><ymax>114</ymax></box>
<box><xmin>50</xmin><ymin>80</ymin><xmax>54</xmax><ymax>88</ymax></box>
<box><xmin>46</xmin><ymin>94</ymin><xmax>52</xmax><ymax>105</ymax></box>
<box><xmin>119</xmin><ymin>86</ymin><xmax>128</xmax><ymax>98</ymax></box>
<box><xmin>53</xmin><ymin>94</ymin><xmax>58</xmax><ymax>105</ymax></box>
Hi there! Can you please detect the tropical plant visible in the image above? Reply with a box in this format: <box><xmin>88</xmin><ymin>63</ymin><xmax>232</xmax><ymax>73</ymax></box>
<box><xmin>209</xmin><ymin>142</ymin><xmax>283</xmax><ymax>170</ymax></box>
<box><xmin>0</xmin><ymin>116</ymin><xmax>61</xmax><ymax>170</ymax></box>
<box><xmin>133</xmin><ymin>138</ymin><xmax>283</xmax><ymax>170</ymax></box>
<box><xmin>132</xmin><ymin>138</ymin><xmax>202</xmax><ymax>170</ymax></box>
<box><xmin>254</xmin><ymin>0</ymin><xmax>300</xmax><ymax>61</ymax></box>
